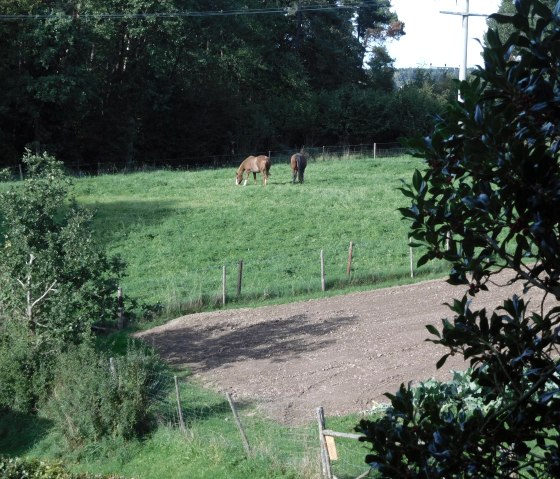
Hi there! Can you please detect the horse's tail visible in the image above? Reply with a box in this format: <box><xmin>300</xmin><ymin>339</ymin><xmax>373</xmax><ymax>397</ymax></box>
<box><xmin>296</xmin><ymin>154</ymin><xmax>306</xmax><ymax>183</ymax></box>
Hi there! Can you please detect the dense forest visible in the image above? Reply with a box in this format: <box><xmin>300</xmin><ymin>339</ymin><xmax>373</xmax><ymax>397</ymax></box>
<box><xmin>0</xmin><ymin>0</ymin><xmax>456</xmax><ymax>169</ymax></box>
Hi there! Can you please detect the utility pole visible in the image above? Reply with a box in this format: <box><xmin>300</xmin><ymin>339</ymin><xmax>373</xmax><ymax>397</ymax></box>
<box><xmin>440</xmin><ymin>0</ymin><xmax>488</xmax><ymax>99</ymax></box>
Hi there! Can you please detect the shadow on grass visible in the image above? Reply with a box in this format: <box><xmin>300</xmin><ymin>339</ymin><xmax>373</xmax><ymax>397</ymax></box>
<box><xmin>85</xmin><ymin>199</ymin><xmax>180</xmax><ymax>249</ymax></box>
<box><xmin>0</xmin><ymin>409</ymin><xmax>53</xmax><ymax>456</ymax></box>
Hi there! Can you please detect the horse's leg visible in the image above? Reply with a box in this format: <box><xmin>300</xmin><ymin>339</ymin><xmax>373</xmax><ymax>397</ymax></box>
<box><xmin>253</xmin><ymin>172</ymin><xmax>257</xmax><ymax>185</ymax></box>
<box><xmin>243</xmin><ymin>171</ymin><xmax>248</xmax><ymax>186</ymax></box>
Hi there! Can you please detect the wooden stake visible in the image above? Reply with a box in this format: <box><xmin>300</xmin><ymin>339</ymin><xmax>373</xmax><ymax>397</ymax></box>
<box><xmin>222</xmin><ymin>265</ymin><xmax>227</xmax><ymax>306</ymax></box>
<box><xmin>117</xmin><ymin>286</ymin><xmax>124</xmax><ymax>329</ymax></box>
<box><xmin>18</xmin><ymin>164</ymin><xmax>23</xmax><ymax>181</ymax></box>
<box><xmin>174</xmin><ymin>375</ymin><xmax>188</xmax><ymax>435</ymax></box>
<box><xmin>109</xmin><ymin>357</ymin><xmax>116</xmax><ymax>378</ymax></box>
<box><xmin>226</xmin><ymin>392</ymin><xmax>251</xmax><ymax>456</ymax></box>
<box><xmin>346</xmin><ymin>241</ymin><xmax>353</xmax><ymax>276</ymax></box>
<box><xmin>237</xmin><ymin>260</ymin><xmax>243</xmax><ymax>298</ymax></box>
<box><xmin>409</xmin><ymin>245</ymin><xmax>414</xmax><ymax>278</ymax></box>
<box><xmin>320</xmin><ymin>249</ymin><xmax>326</xmax><ymax>292</ymax></box>
<box><xmin>316</xmin><ymin>407</ymin><xmax>333</xmax><ymax>479</ymax></box>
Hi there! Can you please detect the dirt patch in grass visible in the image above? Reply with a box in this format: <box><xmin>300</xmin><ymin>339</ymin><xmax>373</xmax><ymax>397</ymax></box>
<box><xmin>136</xmin><ymin>271</ymin><xmax>551</xmax><ymax>425</ymax></box>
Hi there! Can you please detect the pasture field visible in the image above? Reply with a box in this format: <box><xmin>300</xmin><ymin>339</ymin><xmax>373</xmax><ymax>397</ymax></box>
<box><xmin>0</xmin><ymin>155</ymin><xmax>451</xmax><ymax>478</ymax></box>
<box><xmin>70</xmin><ymin>155</ymin><xmax>446</xmax><ymax>318</ymax></box>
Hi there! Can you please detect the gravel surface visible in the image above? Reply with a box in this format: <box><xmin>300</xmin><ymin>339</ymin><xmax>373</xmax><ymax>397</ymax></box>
<box><xmin>136</xmin><ymin>271</ymin><xmax>550</xmax><ymax>424</ymax></box>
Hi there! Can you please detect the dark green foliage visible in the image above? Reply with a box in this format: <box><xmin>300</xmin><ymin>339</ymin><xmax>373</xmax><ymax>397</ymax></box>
<box><xmin>0</xmin><ymin>151</ymin><xmax>124</xmax><ymax>346</ymax></box>
<box><xmin>0</xmin><ymin>151</ymin><xmax>125</xmax><ymax>412</ymax></box>
<box><xmin>0</xmin><ymin>456</ymin><xmax>128</xmax><ymax>478</ymax></box>
<box><xmin>489</xmin><ymin>0</ymin><xmax>558</xmax><ymax>41</ymax></box>
<box><xmin>0</xmin><ymin>0</ymin><xmax>438</xmax><ymax>168</ymax></box>
<box><xmin>42</xmin><ymin>342</ymin><xmax>169</xmax><ymax>447</ymax></box>
<box><xmin>357</xmin><ymin>1</ymin><xmax>560</xmax><ymax>477</ymax></box>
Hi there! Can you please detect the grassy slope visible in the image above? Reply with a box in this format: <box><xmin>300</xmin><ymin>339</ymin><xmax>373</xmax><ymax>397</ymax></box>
<box><xmin>71</xmin><ymin>156</ymin><xmax>443</xmax><ymax>317</ymax></box>
<box><xmin>2</xmin><ymin>156</ymin><xmax>442</xmax><ymax>479</ymax></box>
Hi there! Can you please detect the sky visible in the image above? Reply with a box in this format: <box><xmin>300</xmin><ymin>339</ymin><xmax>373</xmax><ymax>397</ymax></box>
<box><xmin>386</xmin><ymin>0</ymin><xmax>502</xmax><ymax>68</ymax></box>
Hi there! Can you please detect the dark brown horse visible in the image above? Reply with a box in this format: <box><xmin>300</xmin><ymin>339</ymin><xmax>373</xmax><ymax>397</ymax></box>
<box><xmin>290</xmin><ymin>152</ymin><xmax>307</xmax><ymax>184</ymax></box>
<box><xmin>235</xmin><ymin>155</ymin><xmax>271</xmax><ymax>186</ymax></box>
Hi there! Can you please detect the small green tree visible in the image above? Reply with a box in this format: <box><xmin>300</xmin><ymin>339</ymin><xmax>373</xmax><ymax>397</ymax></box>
<box><xmin>0</xmin><ymin>150</ymin><xmax>125</xmax><ymax>410</ymax></box>
<box><xmin>357</xmin><ymin>1</ymin><xmax>560</xmax><ymax>477</ymax></box>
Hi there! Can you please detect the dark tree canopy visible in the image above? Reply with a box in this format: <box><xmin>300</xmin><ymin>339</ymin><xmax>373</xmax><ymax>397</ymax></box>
<box><xmin>0</xmin><ymin>0</ymin><xmax>449</xmax><ymax>170</ymax></box>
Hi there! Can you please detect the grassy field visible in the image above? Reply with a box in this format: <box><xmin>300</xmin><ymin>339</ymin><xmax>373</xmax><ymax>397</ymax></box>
<box><xmin>70</xmin><ymin>155</ymin><xmax>445</xmax><ymax>319</ymax></box>
<box><xmin>2</xmin><ymin>155</ymin><xmax>446</xmax><ymax>479</ymax></box>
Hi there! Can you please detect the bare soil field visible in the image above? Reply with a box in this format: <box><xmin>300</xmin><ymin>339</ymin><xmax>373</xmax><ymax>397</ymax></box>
<box><xmin>136</xmin><ymin>271</ymin><xmax>550</xmax><ymax>425</ymax></box>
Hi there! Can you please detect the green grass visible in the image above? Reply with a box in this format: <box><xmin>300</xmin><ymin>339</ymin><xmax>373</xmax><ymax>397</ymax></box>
<box><xmin>1</xmin><ymin>155</ymin><xmax>443</xmax><ymax>478</ymax></box>
<box><xmin>70</xmin><ymin>155</ymin><xmax>445</xmax><ymax>319</ymax></box>
<box><xmin>0</xmin><ymin>376</ymin><xmax>334</xmax><ymax>479</ymax></box>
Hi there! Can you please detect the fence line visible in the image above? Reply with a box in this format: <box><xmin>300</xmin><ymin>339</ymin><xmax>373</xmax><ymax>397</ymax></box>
<box><xmin>114</xmin><ymin>238</ymin><xmax>443</xmax><ymax>320</ymax></box>
<box><xmin>147</xmin><ymin>372</ymin><xmax>386</xmax><ymax>479</ymax></box>
<box><xmin>0</xmin><ymin>143</ymin><xmax>407</xmax><ymax>179</ymax></box>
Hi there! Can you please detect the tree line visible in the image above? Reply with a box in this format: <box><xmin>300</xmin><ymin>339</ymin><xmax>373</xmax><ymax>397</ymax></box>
<box><xmin>0</xmin><ymin>0</ymin><xmax>456</xmax><ymax>170</ymax></box>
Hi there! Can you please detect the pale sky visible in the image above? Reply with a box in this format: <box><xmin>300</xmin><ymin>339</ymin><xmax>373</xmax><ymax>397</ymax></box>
<box><xmin>386</xmin><ymin>0</ymin><xmax>502</xmax><ymax>68</ymax></box>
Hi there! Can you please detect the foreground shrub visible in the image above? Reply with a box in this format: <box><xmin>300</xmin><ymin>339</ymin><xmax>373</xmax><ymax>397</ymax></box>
<box><xmin>357</xmin><ymin>1</ymin><xmax>560</xmax><ymax>477</ymax></box>
<box><xmin>0</xmin><ymin>151</ymin><xmax>126</xmax><ymax>412</ymax></box>
<box><xmin>42</xmin><ymin>343</ymin><xmax>169</xmax><ymax>448</ymax></box>
<box><xmin>0</xmin><ymin>456</ymin><xmax>128</xmax><ymax>478</ymax></box>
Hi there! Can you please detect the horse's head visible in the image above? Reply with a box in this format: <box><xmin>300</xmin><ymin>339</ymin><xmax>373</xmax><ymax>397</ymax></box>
<box><xmin>235</xmin><ymin>171</ymin><xmax>243</xmax><ymax>185</ymax></box>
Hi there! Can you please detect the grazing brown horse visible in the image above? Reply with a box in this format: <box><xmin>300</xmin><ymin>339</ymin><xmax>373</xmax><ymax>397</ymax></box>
<box><xmin>290</xmin><ymin>152</ymin><xmax>307</xmax><ymax>184</ymax></box>
<box><xmin>235</xmin><ymin>155</ymin><xmax>271</xmax><ymax>186</ymax></box>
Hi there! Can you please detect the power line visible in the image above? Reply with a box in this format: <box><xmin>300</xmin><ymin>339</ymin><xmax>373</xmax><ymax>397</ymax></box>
<box><xmin>0</xmin><ymin>1</ymin><xmax>391</xmax><ymax>21</ymax></box>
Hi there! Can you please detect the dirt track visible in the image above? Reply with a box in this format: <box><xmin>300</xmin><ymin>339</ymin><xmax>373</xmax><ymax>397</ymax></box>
<box><xmin>136</xmin><ymin>271</ymin><xmax>549</xmax><ymax>425</ymax></box>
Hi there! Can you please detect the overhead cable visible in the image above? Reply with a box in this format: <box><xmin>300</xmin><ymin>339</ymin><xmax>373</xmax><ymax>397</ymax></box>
<box><xmin>0</xmin><ymin>1</ymin><xmax>391</xmax><ymax>21</ymax></box>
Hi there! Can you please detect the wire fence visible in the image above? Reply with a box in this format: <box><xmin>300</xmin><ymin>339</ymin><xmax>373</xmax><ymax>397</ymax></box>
<box><xmin>1</xmin><ymin>142</ymin><xmax>407</xmax><ymax>179</ymax></box>
<box><xmin>145</xmin><ymin>370</ymin><xmax>388</xmax><ymax>479</ymax></box>
<box><xmin>119</xmin><ymin>236</ymin><xmax>444</xmax><ymax>320</ymax></box>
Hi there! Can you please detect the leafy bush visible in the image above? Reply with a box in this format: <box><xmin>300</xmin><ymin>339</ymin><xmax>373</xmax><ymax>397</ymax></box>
<box><xmin>42</xmin><ymin>343</ymin><xmax>169</xmax><ymax>448</ymax></box>
<box><xmin>0</xmin><ymin>456</ymin><xmax>128</xmax><ymax>478</ymax></box>
<box><xmin>0</xmin><ymin>150</ymin><xmax>125</xmax><ymax>346</ymax></box>
<box><xmin>0</xmin><ymin>150</ymin><xmax>126</xmax><ymax>412</ymax></box>
<box><xmin>357</xmin><ymin>1</ymin><xmax>560</xmax><ymax>477</ymax></box>
<box><xmin>0</xmin><ymin>323</ymin><xmax>40</xmax><ymax>412</ymax></box>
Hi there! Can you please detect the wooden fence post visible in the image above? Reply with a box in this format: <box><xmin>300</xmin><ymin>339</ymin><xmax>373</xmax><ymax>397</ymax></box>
<box><xmin>117</xmin><ymin>286</ymin><xmax>124</xmax><ymax>329</ymax></box>
<box><xmin>316</xmin><ymin>407</ymin><xmax>333</xmax><ymax>479</ymax></box>
<box><xmin>346</xmin><ymin>241</ymin><xmax>353</xmax><ymax>277</ymax></box>
<box><xmin>409</xmin><ymin>243</ymin><xmax>414</xmax><ymax>278</ymax></box>
<box><xmin>174</xmin><ymin>375</ymin><xmax>188</xmax><ymax>435</ymax></box>
<box><xmin>18</xmin><ymin>164</ymin><xmax>24</xmax><ymax>181</ymax></box>
<box><xmin>373</xmin><ymin>143</ymin><xmax>377</xmax><ymax>159</ymax></box>
<box><xmin>222</xmin><ymin>265</ymin><xmax>227</xmax><ymax>306</ymax></box>
<box><xmin>226</xmin><ymin>393</ymin><xmax>251</xmax><ymax>457</ymax></box>
<box><xmin>109</xmin><ymin>357</ymin><xmax>116</xmax><ymax>378</ymax></box>
<box><xmin>237</xmin><ymin>260</ymin><xmax>243</xmax><ymax>298</ymax></box>
<box><xmin>320</xmin><ymin>249</ymin><xmax>326</xmax><ymax>292</ymax></box>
